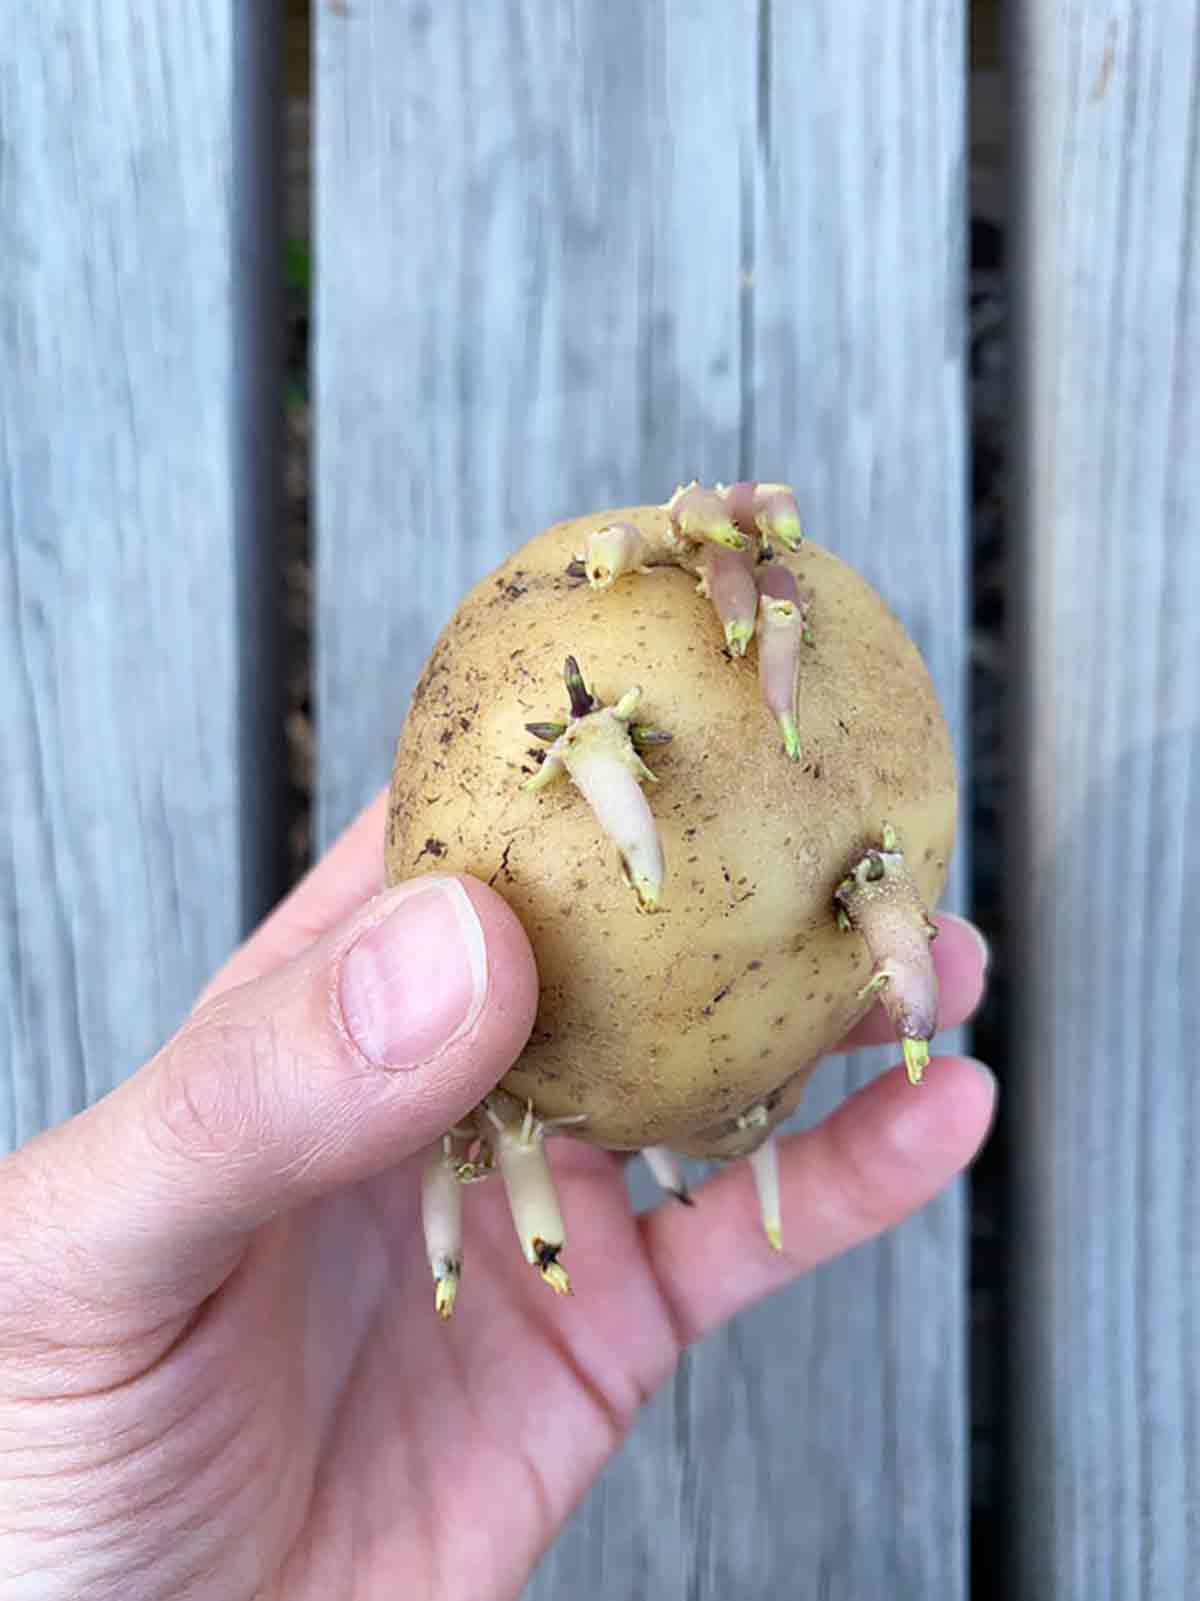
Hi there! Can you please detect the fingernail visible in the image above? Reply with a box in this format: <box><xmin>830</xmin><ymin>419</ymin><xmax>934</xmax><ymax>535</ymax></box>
<box><xmin>339</xmin><ymin>880</ymin><xmax>488</xmax><ymax>1069</ymax></box>
<box><xmin>941</xmin><ymin>912</ymin><xmax>991</xmax><ymax>975</ymax></box>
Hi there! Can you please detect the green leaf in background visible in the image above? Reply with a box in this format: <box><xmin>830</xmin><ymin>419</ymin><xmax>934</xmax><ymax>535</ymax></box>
<box><xmin>285</xmin><ymin>238</ymin><xmax>311</xmax><ymax>296</ymax></box>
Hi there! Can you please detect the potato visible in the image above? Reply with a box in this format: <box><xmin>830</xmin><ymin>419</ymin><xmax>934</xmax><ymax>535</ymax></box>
<box><xmin>386</xmin><ymin>482</ymin><xmax>956</xmax><ymax>1310</ymax></box>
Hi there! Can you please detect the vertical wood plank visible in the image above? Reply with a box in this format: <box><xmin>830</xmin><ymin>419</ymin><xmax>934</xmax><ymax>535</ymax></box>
<box><xmin>313</xmin><ymin>0</ymin><xmax>753</xmax><ymax>847</ymax></box>
<box><xmin>234</xmin><ymin>0</ymin><xmax>288</xmax><ymax>926</ymax></box>
<box><xmin>314</xmin><ymin>3</ymin><xmax>969</xmax><ymax>1595</ymax></box>
<box><xmin>0</xmin><ymin>5</ymin><xmax>279</xmax><ymax>1147</ymax></box>
<box><xmin>675</xmin><ymin>7</ymin><xmax>971</xmax><ymax>1597</ymax></box>
<box><xmin>623</xmin><ymin>9</ymin><xmax>971</xmax><ymax>1597</ymax></box>
<box><xmin>1007</xmin><ymin>3</ymin><xmax>1200</xmax><ymax>1594</ymax></box>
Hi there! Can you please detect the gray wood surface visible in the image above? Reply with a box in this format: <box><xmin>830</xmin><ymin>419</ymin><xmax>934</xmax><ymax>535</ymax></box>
<box><xmin>314</xmin><ymin>5</ymin><xmax>970</xmax><ymax>1596</ymax></box>
<box><xmin>0</xmin><ymin>5</ymin><xmax>279</xmax><ymax>1148</ymax></box>
<box><xmin>1007</xmin><ymin>3</ymin><xmax>1200</xmax><ymax>1594</ymax></box>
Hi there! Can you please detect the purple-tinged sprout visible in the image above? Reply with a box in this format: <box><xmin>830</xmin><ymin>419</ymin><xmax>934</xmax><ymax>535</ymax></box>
<box><xmin>666</xmin><ymin>481</ymin><xmax>747</xmax><ymax>552</ymax></box>
<box><xmin>754</xmin><ymin>558</ymin><xmax>801</xmax><ymax>605</ymax></box>
<box><xmin>699</xmin><ymin>546</ymin><xmax>759</xmax><ymax>656</ymax></box>
<box><xmin>563</xmin><ymin>655</ymin><xmax>596</xmax><ymax>718</ymax></box>
<box><xmin>753</xmin><ymin>483</ymin><xmax>803</xmax><ymax>550</ymax></box>
<box><xmin>834</xmin><ymin>825</ymin><xmax>940</xmax><ymax>1085</ymax></box>
<box><xmin>721</xmin><ymin>480</ymin><xmax>763</xmax><ymax>547</ymax></box>
<box><xmin>756</xmin><ymin>558</ymin><xmax>815</xmax><ymax>647</ymax></box>
<box><xmin>585</xmin><ymin>521</ymin><xmax>650</xmax><ymax>590</ymax></box>
<box><xmin>524</xmin><ymin>665</ymin><xmax>668</xmax><ymax>909</ymax></box>
<box><xmin>754</xmin><ymin>561</ymin><xmax>812</xmax><ymax>752</ymax></box>
<box><xmin>723</xmin><ymin>480</ymin><xmax>804</xmax><ymax>551</ymax></box>
<box><xmin>755</xmin><ymin>593</ymin><xmax>807</xmax><ymax>760</ymax></box>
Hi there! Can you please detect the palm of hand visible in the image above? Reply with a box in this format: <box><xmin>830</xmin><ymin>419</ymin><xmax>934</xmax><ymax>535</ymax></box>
<box><xmin>5</xmin><ymin>1048</ymin><xmax>985</xmax><ymax>1601</ymax></box>
<box><xmin>120</xmin><ymin>1043</ymin><xmax>984</xmax><ymax>1601</ymax></box>
<box><xmin>134</xmin><ymin>1144</ymin><xmax>672</xmax><ymax>1601</ymax></box>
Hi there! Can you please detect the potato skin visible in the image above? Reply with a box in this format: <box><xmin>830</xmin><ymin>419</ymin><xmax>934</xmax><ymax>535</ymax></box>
<box><xmin>385</xmin><ymin>505</ymin><xmax>956</xmax><ymax>1159</ymax></box>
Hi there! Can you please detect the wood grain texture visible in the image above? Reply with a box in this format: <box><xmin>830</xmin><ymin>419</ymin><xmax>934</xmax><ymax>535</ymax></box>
<box><xmin>0</xmin><ymin>6</ymin><xmax>265</xmax><ymax>1148</ymax></box>
<box><xmin>1007</xmin><ymin>3</ymin><xmax>1200</xmax><ymax>1594</ymax></box>
<box><xmin>314</xmin><ymin>3</ymin><xmax>969</xmax><ymax>1595</ymax></box>
<box><xmin>313</xmin><ymin>0</ymin><xmax>752</xmax><ymax>845</ymax></box>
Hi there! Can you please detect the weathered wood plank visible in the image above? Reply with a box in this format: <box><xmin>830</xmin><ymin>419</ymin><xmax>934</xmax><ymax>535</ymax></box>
<box><xmin>314</xmin><ymin>3</ymin><xmax>969</xmax><ymax>1596</ymax></box>
<box><xmin>1007</xmin><ymin>3</ymin><xmax>1200</xmax><ymax>1594</ymax></box>
<box><xmin>313</xmin><ymin>0</ymin><xmax>751</xmax><ymax>845</ymax></box>
<box><xmin>0</xmin><ymin>5</ymin><xmax>280</xmax><ymax>1147</ymax></box>
<box><xmin>651</xmin><ymin>6</ymin><xmax>972</xmax><ymax>1595</ymax></box>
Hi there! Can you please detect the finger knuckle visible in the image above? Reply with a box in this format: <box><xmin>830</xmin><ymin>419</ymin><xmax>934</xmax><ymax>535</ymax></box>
<box><xmin>147</xmin><ymin>1009</ymin><xmax>281</xmax><ymax>1171</ymax></box>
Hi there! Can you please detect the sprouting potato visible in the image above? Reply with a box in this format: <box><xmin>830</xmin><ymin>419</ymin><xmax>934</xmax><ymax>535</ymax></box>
<box><xmin>387</xmin><ymin>481</ymin><xmax>956</xmax><ymax>1315</ymax></box>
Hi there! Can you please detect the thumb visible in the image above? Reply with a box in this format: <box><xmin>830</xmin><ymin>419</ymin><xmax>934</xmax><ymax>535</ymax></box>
<box><xmin>1</xmin><ymin>875</ymin><xmax>538</xmax><ymax>1314</ymax></box>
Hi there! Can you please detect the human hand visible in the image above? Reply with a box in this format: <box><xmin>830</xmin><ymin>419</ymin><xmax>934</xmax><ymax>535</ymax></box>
<box><xmin>0</xmin><ymin>790</ymin><xmax>994</xmax><ymax>1601</ymax></box>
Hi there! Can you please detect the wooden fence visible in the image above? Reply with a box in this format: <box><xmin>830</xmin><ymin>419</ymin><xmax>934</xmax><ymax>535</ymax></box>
<box><xmin>2</xmin><ymin>4</ymin><xmax>1196</xmax><ymax>1596</ymax></box>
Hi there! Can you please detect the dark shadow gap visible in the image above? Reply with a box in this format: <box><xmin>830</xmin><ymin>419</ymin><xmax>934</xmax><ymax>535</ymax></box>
<box><xmin>233</xmin><ymin>0</ymin><xmax>289</xmax><ymax>923</ymax></box>
<box><xmin>282</xmin><ymin>0</ymin><xmax>314</xmax><ymax>888</ymax></box>
<box><xmin>967</xmin><ymin>3</ymin><xmax>1010</xmax><ymax>1598</ymax></box>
